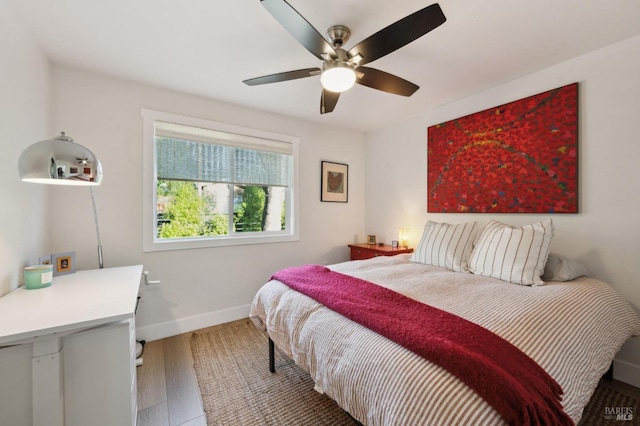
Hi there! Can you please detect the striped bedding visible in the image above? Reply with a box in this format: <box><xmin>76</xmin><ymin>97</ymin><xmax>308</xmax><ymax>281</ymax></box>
<box><xmin>250</xmin><ymin>254</ymin><xmax>640</xmax><ymax>425</ymax></box>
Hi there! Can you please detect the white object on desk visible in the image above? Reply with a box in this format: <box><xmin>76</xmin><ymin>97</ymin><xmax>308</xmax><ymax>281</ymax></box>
<box><xmin>0</xmin><ymin>265</ymin><xmax>142</xmax><ymax>426</ymax></box>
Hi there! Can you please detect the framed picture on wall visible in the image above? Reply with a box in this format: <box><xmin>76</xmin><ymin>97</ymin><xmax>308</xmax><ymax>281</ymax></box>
<box><xmin>321</xmin><ymin>161</ymin><xmax>348</xmax><ymax>202</ymax></box>
<box><xmin>427</xmin><ymin>83</ymin><xmax>578</xmax><ymax>213</ymax></box>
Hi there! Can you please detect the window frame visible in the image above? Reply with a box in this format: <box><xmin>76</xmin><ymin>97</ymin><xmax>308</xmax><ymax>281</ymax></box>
<box><xmin>142</xmin><ymin>108</ymin><xmax>300</xmax><ymax>252</ymax></box>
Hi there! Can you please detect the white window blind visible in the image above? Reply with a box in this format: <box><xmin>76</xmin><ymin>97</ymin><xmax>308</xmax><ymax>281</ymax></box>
<box><xmin>155</xmin><ymin>121</ymin><xmax>292</xmax><ymax>186</ymax></box>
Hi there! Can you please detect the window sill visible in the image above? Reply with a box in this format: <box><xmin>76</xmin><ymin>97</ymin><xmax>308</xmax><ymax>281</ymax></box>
<box><xmin>142</xmin><ymin>233</ymin><xmax>299</xmax><ymax>252</ymax></box>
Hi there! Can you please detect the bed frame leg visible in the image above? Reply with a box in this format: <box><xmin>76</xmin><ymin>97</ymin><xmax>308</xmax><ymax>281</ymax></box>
<box><xmin>604</xmin><ymin>362</ymin><xmax>613</xmax><ymax>381</ymax></box>
<box><xmin>269</xmin><ymin>337</ymin><xmax>275</xmax><ymax>373</ymax></box>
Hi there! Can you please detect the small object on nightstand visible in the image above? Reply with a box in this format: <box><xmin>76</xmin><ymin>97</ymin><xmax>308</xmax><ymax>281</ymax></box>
<box><xmin>367</xmin><ymin>234</ymin><xmax>377</xmax><ymax>245</ymax></box>
<box><xmin>399</xmin><ymin>227</ymin><xmax>410</xmax><ymax>248</ymax></box>
<box><xmin>378</xmin><ymin>242</ymin><xmax>384</xmax><ymax>247</ymax></box>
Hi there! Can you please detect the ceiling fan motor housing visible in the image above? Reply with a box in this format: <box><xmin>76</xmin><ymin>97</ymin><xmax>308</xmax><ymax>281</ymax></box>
<box><xmin>326</xmin><ymin>25</ymin><xmax>351</xmax><ymax>48</ymax></box>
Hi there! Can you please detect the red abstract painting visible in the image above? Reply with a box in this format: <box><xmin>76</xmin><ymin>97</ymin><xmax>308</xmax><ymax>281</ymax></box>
<box><xmin>427</xmin><ymin>83</ymin><xmax>578</xmax><ymax>213</ymax></box>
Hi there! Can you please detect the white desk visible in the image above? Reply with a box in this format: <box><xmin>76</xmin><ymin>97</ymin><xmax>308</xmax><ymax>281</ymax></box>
<box><xmin>0</xmin><ymin>265</ymin><xmax>142</xmax><ymax>426</ymax></box>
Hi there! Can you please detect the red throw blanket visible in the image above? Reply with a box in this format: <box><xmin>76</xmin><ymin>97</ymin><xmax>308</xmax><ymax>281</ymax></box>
<box><xmin>272</xmin><ymin>264</ymin><xmax>573</xmax><ymax>426</ymax></box>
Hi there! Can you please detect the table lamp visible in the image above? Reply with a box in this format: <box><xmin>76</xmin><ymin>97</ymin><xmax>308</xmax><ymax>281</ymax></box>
<box><xmin>399</xmin><ymin>227</ymin><xmax>410</xmax><ymax>249</ymax></box>
<box><xmin>18</xmin><ymin>132</ymin><xmax>105</xmax><ymax>268</ymax></box>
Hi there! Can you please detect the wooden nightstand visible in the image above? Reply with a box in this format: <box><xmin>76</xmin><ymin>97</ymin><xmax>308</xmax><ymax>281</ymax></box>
<box><xmin>348</xmin><ymin>243</ymin><xmax>413</xmax><ymax>261</ymax></box>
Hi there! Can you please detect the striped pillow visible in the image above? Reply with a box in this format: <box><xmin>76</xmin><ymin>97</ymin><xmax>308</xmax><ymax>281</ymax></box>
<box><xmin>468</xmin><ymin>219</ymin><xmax>554</xmax><ymax>286</ymax></box>
<box><xmin>410</xmin><ymin>221</ymin><xmax>478</xmax><ymax>272</ymax></box>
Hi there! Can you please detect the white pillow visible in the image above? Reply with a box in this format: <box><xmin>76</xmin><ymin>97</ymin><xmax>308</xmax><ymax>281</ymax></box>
<box><xmin>543</xmin><ymin>253</ymin><xmax>587</xmax><ymax>281</ymax></box>
<box><xmin>468</xmin><ymin>219</ymin><xmax>554</xmax><ymax>286</ymax></box>
<box><xmin>410</xmin><ymin>221</ymin><xmax>479</xmax><ymax>272</ymax></box>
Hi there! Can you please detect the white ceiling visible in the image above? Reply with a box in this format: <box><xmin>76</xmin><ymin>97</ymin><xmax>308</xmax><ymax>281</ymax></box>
<box><xmin>10</xmin><ymin>0</ymin><xmax>640</xmax><ymax>132</ymax></box>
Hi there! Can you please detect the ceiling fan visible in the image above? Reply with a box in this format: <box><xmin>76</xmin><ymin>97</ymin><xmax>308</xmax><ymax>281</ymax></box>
<box><xmin>243</xmin><ymin>0</ymin><xmax>446</xmax><ymax>114</ymax></box>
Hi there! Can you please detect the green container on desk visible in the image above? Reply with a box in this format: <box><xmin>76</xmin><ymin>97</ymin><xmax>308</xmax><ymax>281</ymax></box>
<box><xmin>24</xmin><ymin>264</ymin><xmax>53</xmax><ymax>289</ymax></box>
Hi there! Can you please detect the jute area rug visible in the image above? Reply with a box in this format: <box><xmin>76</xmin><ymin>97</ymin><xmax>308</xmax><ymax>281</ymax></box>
<box><xmin>191</xmin><ymin>319</ymin><xmax>639</xmax><ymax>426</ymax></box>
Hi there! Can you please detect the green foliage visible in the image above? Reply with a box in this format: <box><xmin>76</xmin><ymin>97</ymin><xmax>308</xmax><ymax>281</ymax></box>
<box><xmin>157</xmin><ymin>180</ymin><xmax>228</xmax><ymax>238</ymax></box>
<box><xmin>234</xmin><ymin>186</ymin><xmax>266</xmax><ymax>232</ymax></box>
<box><xmin>204</xmin><ymin>214</ymin><xmax>228</xmax><ymax>235</ymax></box>
<box><xmin>157</xmin><ymin>181</ymin><xmax>282</xmax><ymax>237</ymax></box>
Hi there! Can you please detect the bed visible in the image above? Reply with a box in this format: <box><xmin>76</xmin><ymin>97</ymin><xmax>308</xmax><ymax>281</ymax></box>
<box><xmin>250</xmin><ymin>221</ymin><xmax>640</xmax><ymax>425</ymax></box>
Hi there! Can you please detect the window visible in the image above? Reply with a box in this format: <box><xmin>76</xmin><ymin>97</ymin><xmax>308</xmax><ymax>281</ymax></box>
<box><xmin>142</xmin><ymin>109</ymin><xmax>299</xmax><ymax>251</ymax></box>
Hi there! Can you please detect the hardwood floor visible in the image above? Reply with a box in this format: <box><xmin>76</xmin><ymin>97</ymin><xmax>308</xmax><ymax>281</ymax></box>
<box><xmin>137</xmin><ymin>321</ymin><xmax>640</xmax><ymax>426</ymax></box>
<box><xmin>136</xmin><ymin>333</ymin><xmax>207</xmax><ymax>426</ymax></box>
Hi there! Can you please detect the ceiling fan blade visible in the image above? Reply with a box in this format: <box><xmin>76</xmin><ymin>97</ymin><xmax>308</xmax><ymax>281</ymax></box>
<box><xmin>356</xmin><ymin>67</ymin><xmax>419</xmax><ymax>96</ymax></box>
<box><xmin>243</xmin><ymin>68</ymin><xmax>321</xmax><ymax>86</ymax></box>
<box><xmin>320</xmin><ymin>89</ymin><xmax>340</xmax><ymax>114</ymax></box>
<box><xmin>348</xmin><ymin>3</ymin><xmax>446</xmax><ymax>66</ymax></box>
<box><xmin>261</xmin><ymin>0</ymin><xmax>336</xmax><ymax>61</ymax></box>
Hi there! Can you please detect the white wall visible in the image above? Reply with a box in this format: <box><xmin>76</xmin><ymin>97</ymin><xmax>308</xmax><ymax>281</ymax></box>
<box><xmin>365</xmin><ymin>35</ymin><xmax>640</xmax><ymax>384</ymax></box>
<box><xmin>49</xmin><ymin>66</ymin><xmax>366</xmax><ymax>340</ymax></box>
<box><xmin>0</xmin><ymin>4</ymin><xmax>50</xmax><ymax>425</ymax></box>
<box><xmin>0</xmin><ymin>2</ymin><xmax>50</xmax><ymax>296</ymax></box>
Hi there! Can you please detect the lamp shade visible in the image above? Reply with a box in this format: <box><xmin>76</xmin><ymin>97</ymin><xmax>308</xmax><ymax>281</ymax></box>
<box><xmin>399</xmin><ymin>227</ymin><xmax>410</xmax><ymax>248</ymax></box>
<box><xmin>18</xmin><ymin>132</ymin><xmax>103</xmax><ymax>186</ymax></box>
<box><xmin>321</xmin><ymin>63</ymin><xmax>356</xmax><ymax>93</ymax></box>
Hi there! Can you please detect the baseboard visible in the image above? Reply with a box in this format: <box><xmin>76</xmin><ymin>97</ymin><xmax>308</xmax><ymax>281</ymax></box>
<box><xmin>135</xmin><ymin>304</ymin><xmax>251</xmax><ymax>342</ymax></box>
<box><xmin>613</xmin><ymin>358</ymin><xmax>640</xmax><ymax>388</ymax></box>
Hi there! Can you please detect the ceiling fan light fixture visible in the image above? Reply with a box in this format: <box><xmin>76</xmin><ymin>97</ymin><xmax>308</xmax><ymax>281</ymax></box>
<box><xmin>321</xmin><ymin>63</ymin><xmax>356</xmax><ymax>93</ymax></box>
